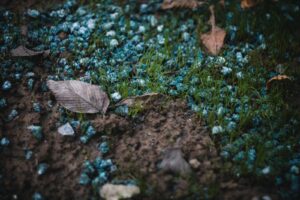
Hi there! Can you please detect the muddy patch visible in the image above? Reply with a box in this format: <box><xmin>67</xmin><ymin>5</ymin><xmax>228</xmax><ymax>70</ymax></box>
<box><xmin>112</xmin><ymin>98</ymin><xmax>220</xmax><ymax>199</ymax></box>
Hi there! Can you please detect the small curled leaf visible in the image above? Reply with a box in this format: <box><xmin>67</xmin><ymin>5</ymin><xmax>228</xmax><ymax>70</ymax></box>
<box><xmin>266</xmin><ymin>75</ymin><xmax>291</xmax><ymax>90</ymax></box>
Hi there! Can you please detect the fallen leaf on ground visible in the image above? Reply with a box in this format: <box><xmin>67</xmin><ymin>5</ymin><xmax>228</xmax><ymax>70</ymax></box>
<box><xmin>266</xmin><ymin>75</ymin><xmax>291</xmax><ymax>90</ymax></box>
<box><xmin>115</xmin><ymin>93</ymin><xmax>161</xmax><ymax>107</ymax></box>
<box><xmin>11</xmin><ymin>45</ymin><xmax>49</xmax><ymax>57</ymax></box>
<box><xmin>47</xmin><ymin>80</ymin><xmax>110</xmax><ymax>114</ymax></box>
<box><xmin>200</xmin><ymin>6</ymin><xmax>226</xmax><ymax>55</ymax></box>
<box><xmin>161</xmin><ymin>0</ymin><xmax>205</xmax><ymax>10</ymax></box>
<box><xmin>159</xmin><ymin>148</ymin><xmax>192</xmax><ymax>176</ymax></box>
<box><xmin>241</xmin><ymin>0</ymin><xmax>259</xmax><ymax>9</ymax></box>
<box><xmin>100</xmin><ymin>184</ymin><xmax>140</xmax><ymax>200</ymax></box>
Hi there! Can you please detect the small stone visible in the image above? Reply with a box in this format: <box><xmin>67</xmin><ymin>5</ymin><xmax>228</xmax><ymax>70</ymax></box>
<box><xmin>159</xmin><ymin>148</ymin><xmax>191</xmax><ymax>176</ymax></box>
<box><xmin>25</xmin><ymin>149</ymin><xmax>33</xmax><ymax>160</ymax></box>
<box><xmin>98</xmin><ymin>142</ymin><xmax>109</xmax><ymax>154</ymax></box>
<box><xmin>182</xmin><ymin>32</ymin><xmax>190</xmax><ymax>41</ymax></box>
<box><xmin>217</xmin><ymin>106</ymin><xmax>225</xmax><ymax>116</ymax></box>
<box><xmin>262</xmin><ymin>166</ymin><xmax>271</xmax><ymax>175</ymax></box>
<box><xmin>110</xmin><ymin>39</ymin><xmax>119</xmax><ymax>48</ymax></box>
<box><xmin>227</xmin><ymin>121</ymin><xmax>236</xmax><ymax>132</ymax></box>
<box><xmin>138</xmin><ymin>26</ymin><xmax>146</xmax><ymax>33</ymax></box>
<box><xmin>27</xmin><ymin>79</ymin><xmax>34</xmax><ymax>90</ymax></box>
<box><xmin>157</xmin><ymin>35</ymin><xmax>165</xmax><ymax>45</ymax></box>
<box><xmin>262</xmin><ymin>195</ymin><xmax>272</xmax><ymax>200</ymax></box>
<box><xmin>2</xmin><ymin>80</ymin><xmax>12</xmax><ymax>91</ymax></box>
<box><xmin>7</xmin><ymin>109</ymin><xmax>18</xmax><ymax>121</ymax></box>
<box><xmin>189</xmin><ymin>159</ymin><xmax>200</xmax><ymax>169</ymax></box>
<box><xmin>100</xmin><ymin>184</ymin><xmax>140</xmax><ymax>200</ymax></box>
<box><xmin>27</xmin><ymin>9</ymin><xmax>40</xmax><ymax>18</ymax></box>
<box><xmin>86</xmin><ymin>125</ymin><xmax>96</xmax><ymax>137</ymax></box>
<box><xmin>236</xmin><ymin>72</ymin><xmax>243</xmax><ymax>79</ymax></box>
<box><xmin>157</xmin><ymin>25</ymin><xmax>164</xmax><ymax>32</ymax></box>
<box><xmin>37</xmin><ymin>163</ymin><xmax>48</xmax><ymax>175</ymax></box>
<box><xmin>150</xmin><ymin>15</ymin><xmax>158</xmax><ymax>27</ymax></box>
<box><xmin>115</xmin><ymin>105</ymin><xmax>129</xmax><ymax>116</ymax></box>
<box><xmin>140</xmin><ymin>4</ymin><xmax>148</xmax><ymax>13</ymax></box>
<box><xmin>58</xmin><ymin>122</ymin><xmax>75</xmax><ymax>136</ymax></box>
<box><xmin>87</xmin><ymin>19</ymin><xmax>96</xmax><ymax>30</ymax></box>
<box><xmin>291</xmin><ymin>165</ymin><xmax>299</xmax><ymax>174</ymax></box>
<box><xmin>79</xmin><ymin>173</ymin><xmax>90</xmax><ymax>185</ymax></box>
<box><xmin>0</xmin><ymin>98</ymin><xmax>7</xmax><ymax>108</ymax></box>
<box><xmin>33</xmin><ymin>103</ymin><xmax>41</xmax><ymax>113</ymax></box>
<box><xmin>0</xmin><ymin>137</ymin><xmax>10</xmax><ymax>146</ymax></box>
<box><xmin>106</xmin><ymin>30</ymin><xmax>116</xmax><ymax>37</ymax></box>
<box><xmin>221</xmin><ymin>67</ymin><xmax>232</xmax><ymax>75</ymax></box>
<box><xmin>32</xmin><ymin>192</ymin><xmax>43</xmax><ymax>200</ymax></box>
<box><xmin>110</xmin><ymin>13</ymin><xmax>119</xmax><ymax>20</ymax></box>
<box><xmin>80</xmin><ymin>135</ymin><xmax>89</xmax><ymax>144</ymax></box>
<box><xmin>111</xmin><ymin>92</ymin><xmax>121</xmax><ymax>102</ymax></box>
<box><xmin>27</xmin><ymin>125</ymin><xmax>43</xmax><ymax>141</ymax></box>
<box><xmin>212</xmin><ymin>126</ymin><xmax>224</xmax><ymax>134</ymax></box>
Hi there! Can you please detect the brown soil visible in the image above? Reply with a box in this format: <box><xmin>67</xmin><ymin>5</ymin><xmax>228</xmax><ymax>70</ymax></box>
<box><xmin>0</xmin><ymin>74</ymin><xmax>278</xmax><ymax>200</ymax></box>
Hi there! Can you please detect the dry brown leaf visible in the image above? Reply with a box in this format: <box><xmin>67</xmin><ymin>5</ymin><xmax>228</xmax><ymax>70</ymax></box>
<box><xmin>241</xmin><ymin>0</ymin><xmax>259</xmax><ymax>9</ymax></box>
<box><xmin>47</xmin><ymin>80</ymin><xmax>110</xmax><ymax>114</ymax></box>
<box><xmin>161</xmin><ymin>0</ymin><xmax>205</xmax><ymax>10</ymax></box>
<box><xmin>115</xmin><ymin>93</ymin><xmax>161</xmax><ymax>107</ymax></box>
<box><xmin>266</xmin><ymin>75</ymin><xmax>291</xmax><ymax>90</ymax></box>
<box><xmin>11</xmin><ymin>45</ymin><xmax>49</xmax><ymax>57</ymax></box>
<box><xmin>201</xmin><ymin>6</ymin><xmax>226</xmax><ymax>55</ymax></box>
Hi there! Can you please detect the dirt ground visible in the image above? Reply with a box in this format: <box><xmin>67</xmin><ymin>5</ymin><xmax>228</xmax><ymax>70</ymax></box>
<box><xmin>0</xmin><ymin>0</ymin><xmax>285</xmax><ymax>199</ymax></box>
<box><xmin>0</xmin><ymin>71</ymin><xmax>278</xmax><ymax>199</ymax></box>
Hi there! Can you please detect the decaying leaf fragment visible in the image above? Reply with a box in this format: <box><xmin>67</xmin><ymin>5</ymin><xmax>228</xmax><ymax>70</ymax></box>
<box><xmin>241</xmin><ymin>0</ymin><xmax>259</xmax><ymax>9</ymax></box>
<box><xmin>115</xmin><ymin>93</ymin><xmax>161</xmax><ymax>107</ymax></box>
<box><xmin>47</xmin><ymin>80</ymin><xmax>110</xmax><ymax>114</ymax></box>
<box><xmin>11</xmin><ymin>45</ymin><xmax>49</xmax><ymax>57</ymax></box>
<box><xmin>201</xmin><ymin>6</ymin><xmax>226</xmax><ymax>55</ymax></box>
<box><xmin>161</xmin><ymin>0</ymin><xmax>205</xmax><ymax>10</ymax></box>
<box><xmin>266</xmin><ymin>75</ymin><xmax>291</xmax><ymax>90</ymax></box>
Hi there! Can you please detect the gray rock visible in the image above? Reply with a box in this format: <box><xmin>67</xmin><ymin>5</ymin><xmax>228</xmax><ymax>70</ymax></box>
<box><xmin>158</xmin><ymin>148</ymin><xmax>191</xmax><ymax>176</ymax></box>
<box><xmin>58</xmin><ymin>123</ymin><xmax>75</xmax><ymax>136</ymax></box>
<box><xmin>100</xmin><ymin>184</ymin><xmax>140</xmax><ymax>200</ymax></box>
<box><xmin>189</xmin><ymin>159</ymin><xmax>201</xmax><ymax>169</ymax></box>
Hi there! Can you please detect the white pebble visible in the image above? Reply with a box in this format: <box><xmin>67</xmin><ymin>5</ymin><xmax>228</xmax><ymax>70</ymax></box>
<box><xmin>106</xmin><ymin>30</ymin><xmax>116</xmax><ymax>37</ymax></box>
<box><xmin>58</xmin><ymin>123</ymin><xmax>74</xmax><ymax>136</ymax></box>
<box><xmin>111</xmin><ymin>92</ymin><xmax>122</xmax><ymax>101</ymax></box>
<box><xmin>110</xmin><ymin>39</ymin><xmax>119</xmax><ymax>47</ymax></box>
<box><xmin>157</xmin><ymin>25</ymin><xmax>164</xmax><ymax>32</ymax></box>
<box><xmin>212</xmin><ymin>126</ymin><xmax>224</xmax><ymax>134</ymax></box>
<box><xmin>221</xmin><ymin>67</ymin><xmax>232</xmax><ymax>75</ymax></box>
